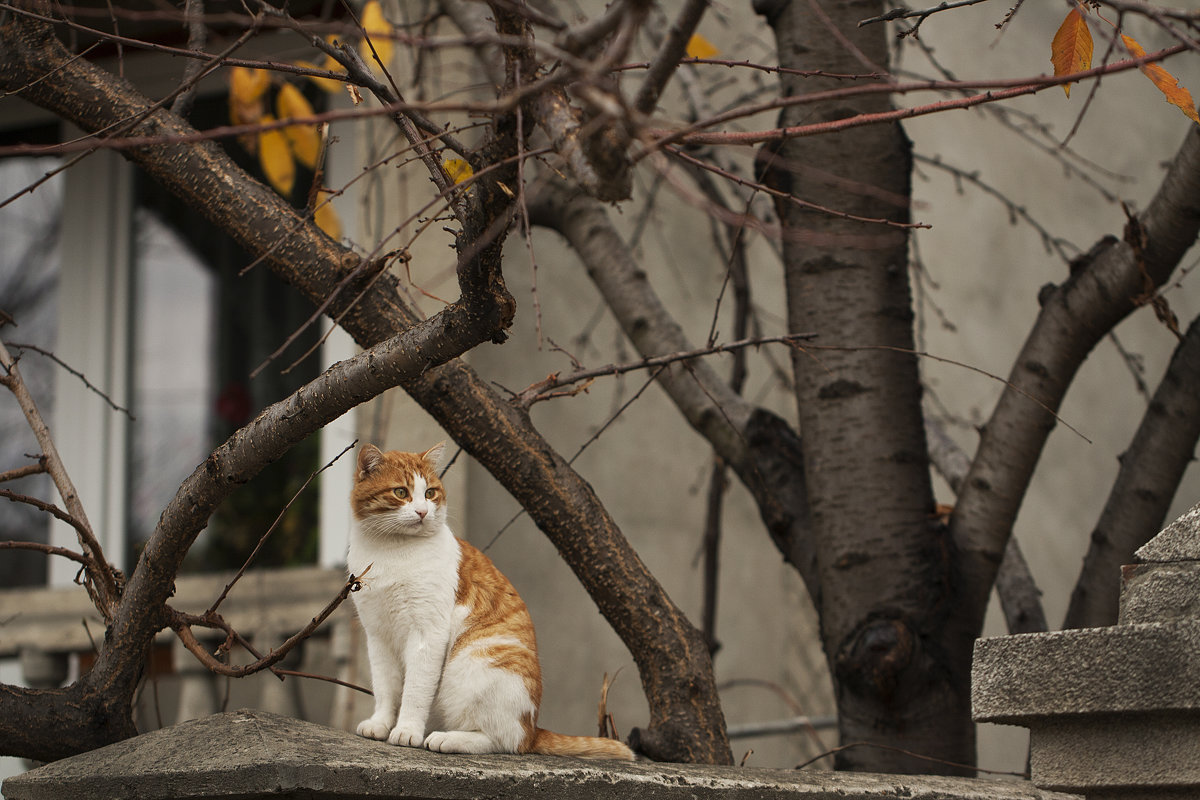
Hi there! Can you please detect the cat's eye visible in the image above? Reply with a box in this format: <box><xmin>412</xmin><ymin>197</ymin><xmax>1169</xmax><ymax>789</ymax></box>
<box><xmin>425</xmin><ymin>488</ymin><xmax>437</xmax><ymax>500</ymax></box>
<box><xmin>393</xmin><ymin>487</ymin><xmax>409</xmax><ymax>499</ymax></box>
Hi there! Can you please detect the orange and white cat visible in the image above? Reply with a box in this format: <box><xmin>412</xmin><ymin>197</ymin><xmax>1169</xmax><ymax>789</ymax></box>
<box><xmin>348</xmin><ymin>442</ymin><xmax>633</xmax><ymax>760</ymax></box>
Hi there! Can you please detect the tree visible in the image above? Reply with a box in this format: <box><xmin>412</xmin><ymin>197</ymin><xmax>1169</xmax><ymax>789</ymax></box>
<box><xmin>1</xmin><ymin>0</ymin><xmax>1199</xmax><ymax>775</ymax></box>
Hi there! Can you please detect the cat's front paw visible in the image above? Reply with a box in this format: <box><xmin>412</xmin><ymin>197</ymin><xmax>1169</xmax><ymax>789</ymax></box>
<box><xmin>356</xmin><ymin>718</ymin><xmax>392</xmax><ymax>741</ymax></box>
<box><xmin>424</xmin><ymin>730</ymin><xmax>497</xmax><ymax>754</ymax></box>
<box><xmin>387</xmin><ymin>723</ymin><xmax>426</xmax><ymax>748</ymax></box>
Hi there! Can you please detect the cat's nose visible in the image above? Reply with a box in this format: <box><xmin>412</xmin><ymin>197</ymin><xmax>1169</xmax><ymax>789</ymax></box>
<box><xmin>415</xmin><ymin>508</ymin><xmax>427</xmax><ymax>519</ymax></box>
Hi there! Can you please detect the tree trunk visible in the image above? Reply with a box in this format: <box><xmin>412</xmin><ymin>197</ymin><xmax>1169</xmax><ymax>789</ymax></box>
<box><xmin>756</xmin><ymin>0</ymin><xmax>971</xmax><ymax>774</ymax></box>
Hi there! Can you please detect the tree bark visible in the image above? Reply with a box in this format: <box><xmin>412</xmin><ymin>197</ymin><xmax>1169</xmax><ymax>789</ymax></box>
<box><xmin>757</xmin><ymin>0</ymin><xmax>968</xmax><ymax>774</ymax></box>
<box><xmin>926</xmin><ymin>420</ymin><xmax>1048</xmax><ymax>635</ymax></box>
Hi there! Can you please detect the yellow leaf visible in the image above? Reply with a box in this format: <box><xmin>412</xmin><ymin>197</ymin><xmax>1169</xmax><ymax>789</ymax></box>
<box><xmin>1050</xmin><ymin>6</ymin><xmax>1093</xmax><ymax>97</ymax></box>
<box><xmin>1122</xmin><ymin>34</ymin><xmax>1200</xmax><ymax>125</ymax></box>
<box><xmin>258</xmin><ymin>117</ymin><xmax>296</xmax><ymax>196</ymax></box>
<box><xmin>229</xmin><ymin>66</ymin><xmax>270</xmax><ymax>125</ymax></box>
<box><xmin>296</xmin><ymin>58</ymin><xmax>347</xmax><ymax>94</ymax></box>
<box><xmin>442</xmin><ymin>157</ymin><xmax>473</xmax><ymax>185</ymax></box>
<box><xmin>359</xmin><ymin>0</ymin><xmax>394</xmax><ymax>73</ymax></box>
<box><xmin>313</xmin><ymin>190</ymin><xmax>342</xmax><ymax>240</ymax></box>
<box><xmin>276</xmin><ymin>83</ymin><xmax>322</xmax><ymax>169</ymax></box>
<box><xmin>231</xmin><ymin>67</ymin><xmax>270</xmax><ymax>104</ymax></box>
<box><xmin>685</xmin><ymin>33</ymin><xmax>720</xmax><ymax>60</ymax></box>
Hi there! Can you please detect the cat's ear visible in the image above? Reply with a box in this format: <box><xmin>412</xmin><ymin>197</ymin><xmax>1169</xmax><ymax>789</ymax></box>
<box><xmin>357</xmin><ymin>444</ymin><xmax>384</xmax><ymax>478</ymax></box>
<box><xmin>422</xmin><ymin>441</ymin><xmax>447</xmax><ymax>471</ymax></box>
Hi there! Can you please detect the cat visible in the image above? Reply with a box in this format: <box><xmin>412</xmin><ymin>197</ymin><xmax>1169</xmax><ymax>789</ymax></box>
<box><xmin>347</xmin><ymin>442</ymin><xmax>634</xmax><ymax>760</ymax></box>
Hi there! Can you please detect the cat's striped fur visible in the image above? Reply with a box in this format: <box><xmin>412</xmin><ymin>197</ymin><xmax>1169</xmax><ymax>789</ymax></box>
<box><xmin>348</xmin><ymin>442</ymin><xmax>633</xmax><ymax>760</ymax></box>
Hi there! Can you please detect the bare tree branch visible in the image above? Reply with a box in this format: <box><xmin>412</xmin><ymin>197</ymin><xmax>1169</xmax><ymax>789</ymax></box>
<box><xmin>0</xmin><ymin>339</ymin><xmax>117</xmax><ymax>618</ymax></box>
<box><xmin>557</xmin><ymin>0</ymin><xmax>630</xmax><ymax>55</ymax></box>
<box><xmin>169</xmin><ymin>0</ymin><xmax>207</xmax><ymax>117</ymax></box>
<box><xmin>0</xmin><ymin>539</ymin><xmax>89</xmax><ymax>567</ymax></box>
<box><xmin>169</xmin><ymin>569</ymin><xmax>369</xmax><ymax>679</ymax></box>
<box><xmin>512</xmin><ymin>333</ymin><xmax>817</xmax><ymax>408</ymax></box>
<box><xmin>1064</xmin><ymin>313</ymin><xmax>1200</xmax><ymax>629</ymax></box>
<box><xmin>950</xmin><ymin>123</ymin><xmax>1200</xmax><ymax>647</ymax></box>
<box><xmin>528</xmin><ymin>179</ymin><xmax>817</xmax><ymax>590</ymax></box>
<box><xmin>633</xmin><ymin>0</ymin><xmax>709</xmax><ymax>115</ymax></box>
<box><xmin>925</xmin><ymin>419</ymin><xmax>1047</xmax><ymax>634</ymax></box>
<box><xmin>438</xmin><ymin>0</ymin><xmax>506</xmax><ymax>88</ymax></box>
<box><xmin>858</xmin><ymin>0</ymin><xmax>991</xmax><ymax>36</ymax></box>
<box><xmin>0</xmin><ymin>460</ymin><xmax>46</xmax><ymax>483</ymax></box>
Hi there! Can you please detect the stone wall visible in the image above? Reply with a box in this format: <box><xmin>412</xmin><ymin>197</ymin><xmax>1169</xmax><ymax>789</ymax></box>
<box><xmin>1</xmin><ymin>709</ymin><xmax>1069</xmax><ymax>800</ymax></box>
<box><xmin>973</xmin><ymin>502</ymin><xmax>1200</xmax><ymax>799</ymax></box>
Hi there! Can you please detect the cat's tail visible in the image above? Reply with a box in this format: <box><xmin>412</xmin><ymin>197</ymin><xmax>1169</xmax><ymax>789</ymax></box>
<box><xmin>526</xmin><ymin>728</ymin><xmax>635</xmax><ymax>760</ymax></box>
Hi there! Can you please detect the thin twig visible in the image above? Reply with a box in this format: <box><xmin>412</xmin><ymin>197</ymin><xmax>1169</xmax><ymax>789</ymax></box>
<box><xmin>858</xmin><ymin>0</ymin><xmax>992</xmax><ymax>35</ymax></box>
<box><xmin>6</xmin><ymin>342</ymin><xmax>134</xmax><ymax>417</ymax></box>
<box><xmin>206</xmin><ymin>441</ymin><xmax>357</xmax><ymax>616</ymax></box>
<box><xmin>0</xmin><ymin>460</ymin><xmax>47</xmax><ymax>483</ymax></box>
<box><xmin>0</xmin><ymin>488</ymin><xmax>91</xmax><ymax>540</ymax></box>
<box><xmin>638</xmin><ymin>44</ymin><xmax>1190</xmax><ymax>151</ymax></box>
<box><xmin>668</xmin><ymin>146</ymin><xmax>929</xmax><ymax>230</ymax></box>
<box><xmin>272</xmin><ymin>667</ymin><xmax>373</xmax><ymax>695</ymax></box>
<box><xmin>0</xmin><ymin>539</ymin><xmax>89</xmax><ymax>567</ymax></box>
<box><xmin>797</xmin><ymin>342</ymin><xmax>1092</xmax><ymax>444</ymax></box>
<box><xmin>172</xmin><ymin>567</ymin><xmax>370</xmax><ymax>679</ymax></box>
<box><xmin>515</xmin><ymin>333</ymin><xmax>818</xmax><ymax>408</ymax></box>
<box><xmin>0</xmin><ymin>340</ymin><xmax>117</xmax><ymax>617</ymax></box>
<box><xmin>569</xmin><ymin>367</ymin><xmax>666</xmax><ymax>465</ymax></box>
<box><xmin>912</xmin><ymin>154</ymin><xmax>1076</xmax><ymax>264</ymax></box>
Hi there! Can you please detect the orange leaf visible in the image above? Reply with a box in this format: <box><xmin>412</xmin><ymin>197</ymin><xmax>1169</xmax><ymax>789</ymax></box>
<box><xmin>685</xmin><ymin>33</ymin><xmax>720</xmax><ymax>60</ymax></box>
<box><xmin>1122</xmin><ymin>34</ymin><xmax>1200</xmax><ymax>125</ymax></box>
<box><xmin>1050</xmin><ymin>6</ymin><xmax>1093</xmax><ymax>98</ymax></box>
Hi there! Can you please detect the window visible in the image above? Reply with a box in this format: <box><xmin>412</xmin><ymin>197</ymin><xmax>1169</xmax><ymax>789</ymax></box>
<box><xmin>2</xmin><ymin>111</ymin><xmax>355</xmax><ymax>587</ymax></box>
<box><xmin>0</xmin><ymin>156</ymin><xmax>62</xmax><ymax>588</ymax></box>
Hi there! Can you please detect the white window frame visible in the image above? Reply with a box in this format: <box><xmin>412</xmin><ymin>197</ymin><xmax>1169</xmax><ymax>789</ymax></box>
<box><xmin>50</xmin><ymin>148</ymin><xmax>133</xmax><ymax>586</ymax></box>
<box><xmin>51</xmin><ymin>132</ymin><xmax>357</xmax><ymax>585</ymax></box>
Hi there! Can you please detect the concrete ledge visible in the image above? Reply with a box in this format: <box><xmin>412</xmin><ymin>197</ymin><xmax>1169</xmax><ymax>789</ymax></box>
<box><xmin>1135</xmin><ymin>502</ymin><xmax>1200</xmax><ymax>562</ymax></box>
<box><xmin>1029</xmin><ymin>713</ymin><xmax>1200</xmax><ymax>791</ymax></box>
<box><xmin>972</xmin><ymin>619</ymin><xmax>1200</xmax><ymax>722</ymax></box>
<box><xmin>1119</xmin><ymin>562</ymin><xmax>1200</xmax><ymax>624</ymax></box>
<box><xmin>2</xmin><ymin>710</ymin><xmax>1069</xmax><ymax>800</ymax></box>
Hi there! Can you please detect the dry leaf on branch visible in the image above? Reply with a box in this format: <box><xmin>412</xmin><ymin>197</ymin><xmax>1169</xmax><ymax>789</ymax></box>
<box><xmin>1050</xmin><ymin>5</ymin><xmax>1093</xmax><ymax>97</ymax></box>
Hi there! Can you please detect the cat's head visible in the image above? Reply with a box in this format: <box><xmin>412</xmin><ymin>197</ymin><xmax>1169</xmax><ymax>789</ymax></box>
<box><xmin>351</xmin><ymin>442</ymin><xmax>447</xmax><ymax>538</ymax></box>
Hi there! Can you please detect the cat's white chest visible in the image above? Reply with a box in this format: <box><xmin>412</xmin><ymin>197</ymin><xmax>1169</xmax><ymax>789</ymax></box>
<box><xmin>348</xmin><ymin>525</ymin><xmax>461</xmax><ymax>647</ymax></box>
